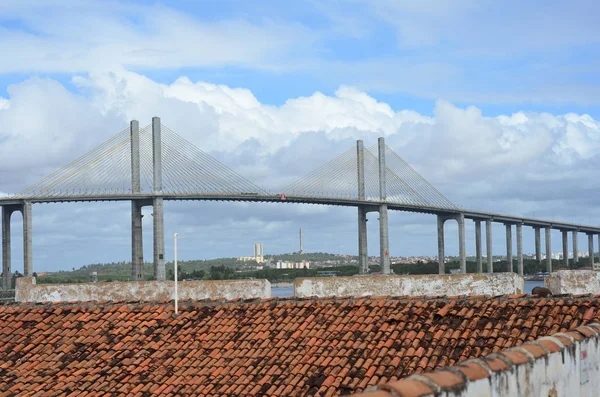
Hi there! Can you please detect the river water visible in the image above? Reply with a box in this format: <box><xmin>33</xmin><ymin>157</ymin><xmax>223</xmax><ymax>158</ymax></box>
<box><xmin>271</xmin><ymin>280</ymin><xmax>545</xmax><ymax>298</ymax></box>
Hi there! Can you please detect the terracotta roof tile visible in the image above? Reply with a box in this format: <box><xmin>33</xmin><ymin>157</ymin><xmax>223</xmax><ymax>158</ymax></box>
<box><xmin>2</xmin><ymin>294</ymin><xmax>600</xmax><ymax>396</ymax></box>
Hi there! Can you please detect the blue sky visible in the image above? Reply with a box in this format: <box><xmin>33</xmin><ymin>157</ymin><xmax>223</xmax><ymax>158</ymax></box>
<box><xmin>1</xmin><ymin>0</ymin><xmax>600</xmax><ymax>271</ymax></box>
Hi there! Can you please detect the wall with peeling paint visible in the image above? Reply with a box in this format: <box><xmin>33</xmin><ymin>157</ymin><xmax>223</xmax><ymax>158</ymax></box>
<box><xmin>15</xmin><ymin>277</ymin><xmax>271</xmax><ymax>302</ymax></box>
<box><xmin>546</xmin><ymin>270</ymin><xmax>600</xmax><ymax>295</ymax></box>
<box><xmin>294</xmin><ymin>273</ymin><xmax>524</xmax><ymax>298</ymax></box>
<box><xmin>444</xmin><ymin>333</ymin><xmax>600</xmax><ymax>397</ymax></box>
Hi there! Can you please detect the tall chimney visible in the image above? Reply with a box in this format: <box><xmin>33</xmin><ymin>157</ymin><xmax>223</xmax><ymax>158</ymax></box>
<box><xmin>299</xmin><ymin>228</ymin><xmax>303</xmax><ymax>255</ymax></box>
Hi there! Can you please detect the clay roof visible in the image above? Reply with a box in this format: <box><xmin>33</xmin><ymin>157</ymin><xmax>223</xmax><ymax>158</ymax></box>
<box><xmin>1</xmin><ymin>294</ymin><xmax>599</xmax><ymax>396</ymax></box>
<box><xmin>351</xmin><ymin>322</ymin><xmax>600</xmax><ymax>397</ymax></box>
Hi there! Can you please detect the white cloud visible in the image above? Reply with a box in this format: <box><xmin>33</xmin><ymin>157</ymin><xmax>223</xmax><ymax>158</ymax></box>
<box><xmin>0</xmin><ymin>1</ymin><xmax>315</xmax><ymax>73</ymax></box>
<box><xmin>1</xmin><ymin>71</ymin><xmax>600</xmax><ymax>270</ymax></box>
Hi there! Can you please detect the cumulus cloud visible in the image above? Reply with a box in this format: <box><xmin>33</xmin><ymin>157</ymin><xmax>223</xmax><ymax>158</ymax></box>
<box><xmin>1</xmin><ymin>71</ymin><xmax>600</xmax><ymax>271</ymax></box>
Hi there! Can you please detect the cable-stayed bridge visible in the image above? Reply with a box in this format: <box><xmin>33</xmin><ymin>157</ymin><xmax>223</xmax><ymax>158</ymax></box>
<box><xmin>1</xmin><ymin>117</ymin><xmax>598</xmax><ymax>289</ymax></box>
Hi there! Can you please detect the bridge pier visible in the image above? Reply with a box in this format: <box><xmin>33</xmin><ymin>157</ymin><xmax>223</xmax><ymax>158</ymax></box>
<box><xmin>152</xmin><ymin>117</ymin><xmax>166</xmax><ymax>281</ymax></box>
<box><xmin>377</xmin><ymin>137</ymin><xmax>390</xmax><ymax>274</ymax></box>
<box><xmin>474</xmin><ymin>220</ymin><xmax>482</xmax><ymax>273</ymax></box>
<box><xmin>437</xmin><ymin>216</ymin><xmax>445</xmax><ymax>274</ymax></box>
<box><xmin>486</xmin><ymin>219</ymin><xmax>493</xmax><ymax>273</ymax></box>
<box><xmin>1</xmin><ymin>202</ymin><xmax>33</xmax><ymax>289</ymax></box>
<box><xmin>573</xmin><ymin>231</ymin><xmax>578</xmax><ymax>264</ymax></box>
<box><xmin>535</xmin><ymin>227</ymin><xmax>541</xmax><ymax>265</ymax></box>
<box><xmin>356</xmin><ymin>140</ymin><xmax>369</xmax><ymax>274</ymax></box>
<box><xmin>545</xmin><ymin>226</ymin><xmax>552</xmax><ymax>272</ymax></box>
<box><xmin>516</xmin><ymin>223</ymin><xmax>523</xmax><ymax>276</ymax></box>
<box><xmin>130</xmin><ymin>120</ymin><xmax>144</xmax><ymax>281</ymax></box>
<box><xmin>589</xmin><ymin>233</ymin><xmax>594</xmax><ymax>267</ymax></box>
<box><xmin>505</xmin><ymin>224</ymin><xmax>512</xmax><ymax>272</ymax></box>
<box><xmin>23</xmin><ymin>201</ymin><xmax>32</xmax><ymax>277</ymax></box>
<box><xmin>562</xmin><ymin>230</ymin><xmax>568</xmax><ymax>268</ymax></box>
<box><xmin>2</xmin><ymin>206</ymin><xmax>14</xmax><ymax>291</ymax></box>
<box><xmin>437</xmin><ymin>213</ymin><xmax>466</xmax><ymax>274</ymax></box>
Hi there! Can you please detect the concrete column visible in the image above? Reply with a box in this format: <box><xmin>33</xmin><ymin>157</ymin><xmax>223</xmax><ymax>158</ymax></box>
<box><xmin>22</xmin><ymin>201</ymin><xmax>32</xmax><ymax>277</ymax></box>
<box><xmin>377</xmin><ymin>137</ymin><xmax>390</xmax><ymax>274</ymax></box>
<box><xmin>457</xmin><ymin>214</ymin><xmax>466</xmax><ymax>273</ymax></box>
<box><xmin>535</xmin><ymin>227</ymin><xmax>541</xmax><ymax>265</ymax></box>
<box><xmin>2</xmin><ymin>207</ymin><xmax>12</xmax><ymax>291</ymax></box>
<box><xmin>475</xmin><ymin>220</ymin><xmax>482</xmax><ymax>273</ymax></box>
<box><xmin>589</xmin><ymin>234</ymin><xmax>594</xmax><ymax>267</ymax></box>
<box><xmin>358</xmin><ymin>207</ymin><xmax>368</xmax><ymax>274</ymax></box>
<box><xmin>516</xmin><ymin>223</ymin><xmax>523</xmax><ymax>276</ymax></box>
<box><xmin>152</xmin><ymin>117</ymin><xmax>165</xmax><ymax>281</ymax></box>
<box><xmin>131</xmin><ymin>120</ymin><xmax>143</xmax><ymax>281</ymax></box>
<box><xmin>486</xmin><ymin>220</ymin><xmax>493</xmax><ymax>273</ymax></box>
<box><xmin>545</xmin><ymin>227</ymin><xmax>552</xmax><ymax>273</ymax></box>
<box><xmin>131</xmin><ymin>201</ymin><xmax>144</xmax><ymax>281</ymax></box>
<box><xmin>153</xmin><ymin>198</ymin><xmax>165</xmax><ymax>281</ymax></box>
<box><xmin>152</xmin><ymin>117</ymin><xmax>162</xmax><ymax>194</ymax></box>
<box><xmin>505</xmin><ymin>224</ymin><xmax>512</xmax><ymax>273</ymax></box>
<box><xmin>379</xmin><ymin>205</ymin><xmax>390</xmax><ymax>274</ymax></box>
<box><xmin>437</xmin><ymin>216</ymin><xmax>445</xmax><ymax>274</ymax></box>
<box><xmin>131</xmin><ymin>120</ymin><xmax>141</xmax><ymax>194</ymax></box>
<box><xmin>378</xmin><ymin>137</ymin><xmax>386</xmax><ymax>201</ymax></box>
<box><xmin>572</xmin><ymin>231</ymin><xmax>578</xmax><ymax>265</ymax></box>
<box><xmin>357</xmin><ymin>140</ymin><xmax>368</xmax><ymax>274</ymax></box>
<box><xmin>562</xmin><ymin>230</ymin><xmax>568</xmax><ymax>268</ymax></box>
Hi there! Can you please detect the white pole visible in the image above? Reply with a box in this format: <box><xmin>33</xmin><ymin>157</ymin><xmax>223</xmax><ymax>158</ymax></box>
<box><xmin>174</xmin><ymin>232</ymin><xmax>179</xmax><ymax>315</ymax></box>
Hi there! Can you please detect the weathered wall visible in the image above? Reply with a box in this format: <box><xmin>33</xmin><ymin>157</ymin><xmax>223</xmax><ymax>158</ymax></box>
<box><xmin>294</xmin><ymin>273</ymin><xmax>524</xmax><ymax>298</ymax></box>
<box><xmin>354</xmin><ymin>324</ymin><xmax>600</xmax><ymax>397</ymax></box>
<box><xmin>15</xmin><ymin>277</ymin><xmax>271</xmax><ymax>303</ymax></box>
<box><xmin>546</xmin><ymin>270</ymin><xmax>600</xmax><ymax>295</ymax></box>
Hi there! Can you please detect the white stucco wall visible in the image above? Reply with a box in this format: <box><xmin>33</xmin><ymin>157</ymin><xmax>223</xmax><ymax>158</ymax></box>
<box><xmin>546</xmin><ymin>270</ymin><xmax>600</xmax><ymax>295</ymax></box>
<box><xmin>294</xmin><ymin>273</ymin><xmax>524</xmax><ymax>298</ymax></box>
<box><xmin>442</xmin><ymin>332</ymin><xmax>600</xmax><ymax>397</ymax></box>
<box><xmin>15</xmin><ymin>277</ymin><xmax>271</xmax><ymax>302</ymax></box>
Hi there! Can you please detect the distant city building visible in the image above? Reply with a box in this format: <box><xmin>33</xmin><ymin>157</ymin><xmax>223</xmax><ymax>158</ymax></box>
<box><xmin>238</xmin><ymin>242</ymin><xmax>265</xmax><ymax>263</ymax></box>
<box><xmin>276</xmin><ymin>260</ymin><xmax>310</xmax><ymax>269</ymax></box>
<box><xmin>254</xmin><ymin>243</ymin><xmax>263</xmax><ymax>258</ymax></box>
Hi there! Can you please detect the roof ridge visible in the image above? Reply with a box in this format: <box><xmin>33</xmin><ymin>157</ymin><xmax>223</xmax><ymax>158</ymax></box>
<box><xmin>349</xmin><ymin>322</ymin><xmax>600</xmax><ymax>396</ymax></box>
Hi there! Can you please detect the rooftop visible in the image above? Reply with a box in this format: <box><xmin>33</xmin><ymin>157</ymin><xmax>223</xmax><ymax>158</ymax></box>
<box><xmin>1</xmin><ymin>294</ymin><xmax>599</xmax><ymax>396</ymax></box>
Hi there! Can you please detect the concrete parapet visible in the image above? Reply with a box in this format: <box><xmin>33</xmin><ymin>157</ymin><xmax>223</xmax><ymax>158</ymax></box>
<box><xmin>546</xmin><ymin>270</ymin><xmax>600</xmax><ymax>295</ymax></box>
<box><xmin>294</xmin><ymin>272</ymin><xmax>524</xmax><ymax>298</ymax></box>
<box><xmin>15</xmin><ymin>277</ymin><xmax>271</xmax><ymax>303</ymax></box>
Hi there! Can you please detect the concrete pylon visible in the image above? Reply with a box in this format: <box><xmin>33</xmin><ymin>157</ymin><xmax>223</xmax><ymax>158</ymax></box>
<box><xmin>592</xmin><ymin>234</ymin><xmax>600</xmax><ymax>259</ymax></box>
<box><xmin>152</xmin><ymin>117</ymin><xmax>166</xmax><ymax>281</ymax></box>
<box><xmin>22</xmin><ymin>201</ymin><xmax>32</xmax><ymax>277</ymax></box>
<box><xmin>437</xmin><ymin>214</ymin><xmax>465</xmax><ymax>274</ymax></box>
<box><xmin>535</xmin><ymin>227</ymin><xmax>541</xmax><ymax>265</ymax></box>
<box><xmin>505</xmin><ymin>224</ymin><xmax>512</xmax><ymax>272</ymax></box>
<box><xmin>589</xmin><ymin>234</ymin><xmax>594</xmax><ymax>267</ymax></box>
<box><xmin>562</xmin><ymin>230</ymin><xmax>568</xmax><ymax>268</ymax></box>
<box><xmin>516</xmin><ymin>223</ymin><xmax>523</xmax><ymax>276</ymax></box>
<box><xmin>356</xmin><ymin>140</ymin><xmax>368</xmax><ymax>274</ymax></box>
<box><xmin>437</xmin><ymin>216</ymin><xmax>445</xmax><ymax>274</ymax></box>
<box><xmin>1</xmin><ymin>207</ymin><xmax>12</xmax><ymax>291</ymax></box>
<box><xmin>486</xmin><ymin>219</ymin><xmax>493</xmax><ymax>273</ymax></box>
<box><xmin>378</xmin><ymin>137</ymin><xmax>390</xmax><ymax>274</ymax></box>
<box><xmin>457</xmin><ymin>213</ymin><xmax>466</xmax><ymax>273</ymax></box>
<box><xmin>545</xmin><ymin>227</ymin><xmax>552</xmax><ymax>273</ymax></box>
<box><xmin>573</xmin><ymin>231</ymin><xmax>578</xmax><ymax>265</ymax></box>
<box><xmin>130</xmin><ymin>120</ymin><xmax>144</xmax><ymax>281</ymax></box>
<box><xmin>475</xmin><ymin>220</ymin><xmax>482</xmax><ymax>273</ymax></box>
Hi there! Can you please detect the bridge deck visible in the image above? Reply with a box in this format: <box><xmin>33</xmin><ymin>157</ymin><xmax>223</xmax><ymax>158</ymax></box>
<box><xmin>1</xmin><ymin>194</ymin><xmax>599</xmax><ymax>233</ymax></box>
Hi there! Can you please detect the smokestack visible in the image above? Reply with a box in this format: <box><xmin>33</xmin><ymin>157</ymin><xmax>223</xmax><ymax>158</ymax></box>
<box><xmin>299</xmin><ymin>228</ymin><xmax>303</xmax><ymax>255</ymax></box>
